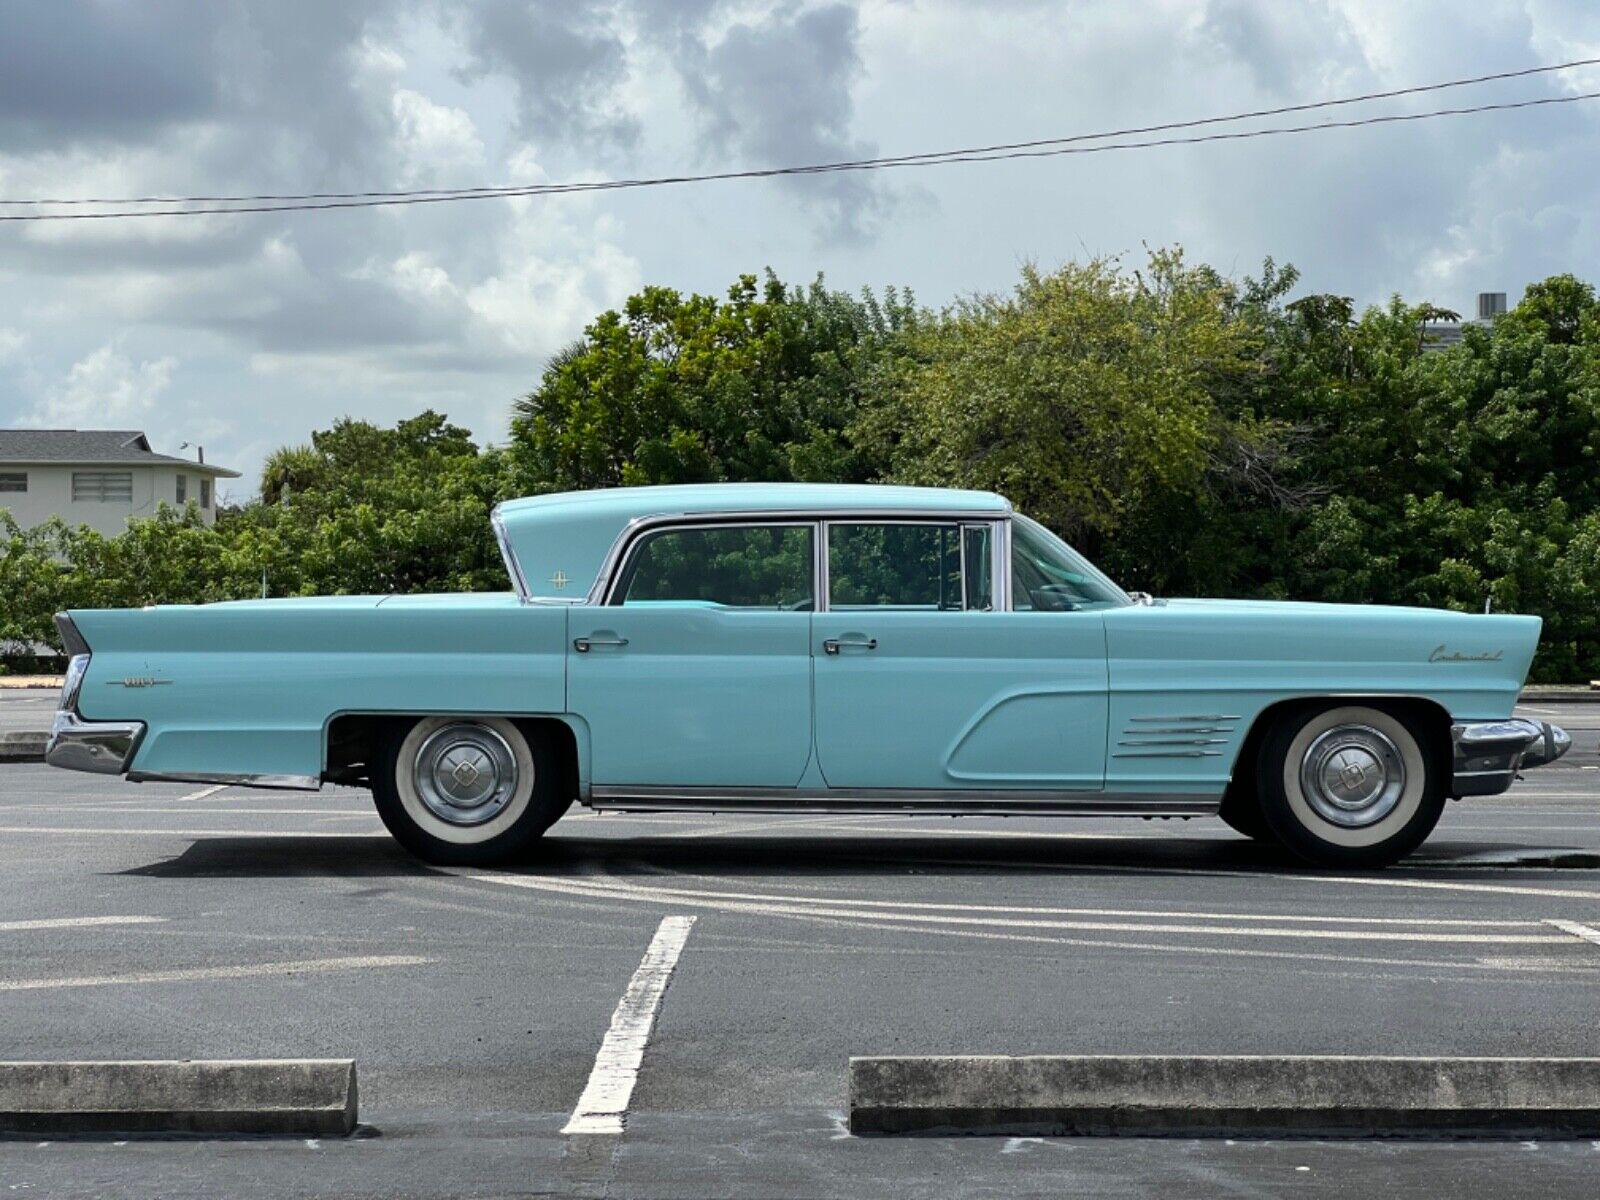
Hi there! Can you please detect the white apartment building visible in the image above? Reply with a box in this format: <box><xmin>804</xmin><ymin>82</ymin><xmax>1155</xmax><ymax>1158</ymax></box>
<box><xmin>0</xmin><ymin>429</ymin><xmax>240</xmax><ymax>537</ymax></box>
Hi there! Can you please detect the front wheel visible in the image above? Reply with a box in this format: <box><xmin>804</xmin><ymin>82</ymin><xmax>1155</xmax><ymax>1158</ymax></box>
<box><xmin>372</xmin><ymin>716</ymin><xmax>568</xmax><ymax>865</ymax></box>
<box><xmin>1256</xmin><ymin>704</ymin><xmax>1445</xmax><ymax>868</ymax></box>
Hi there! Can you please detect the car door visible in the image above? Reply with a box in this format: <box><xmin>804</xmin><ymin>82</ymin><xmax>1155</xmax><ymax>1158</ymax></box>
<box><xmin>568</xmin><ymin>521</ymin><xmax>816</xmax><ymax>789</ymax></box>
<box><xmin>812</xmin><ymin>519</ymin><xmax>1109</xmax><ymax>792</ymax></box>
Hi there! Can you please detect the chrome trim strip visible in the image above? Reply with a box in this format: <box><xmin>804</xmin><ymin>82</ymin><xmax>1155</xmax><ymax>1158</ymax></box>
<box><xmin>45</xmin><ymin>711</ymin><xmax>144</xmax><ymax>775</ymax></box>
<box><xmin>996</xmin><ymin>514</ymin><xmax>1013</xmax><ymax>612</ymax></box>
<box><xmin>587</xmin><ymin>507</ymin><xmax>1014</xmax><ymax>606</ymax></box>
<box><xmin>126</xmin><ymin>770</ymin><xmax>323</xmax><ymax>791</ymax></box>
<box><xmin>1116</xmin><ymin>738</ymin><xmax>1229</xmax><ymax>747</ymax></box>
<box><xmin>818</xmin><ymin>519</ymin><xmax>831</xmax><ymax>614</ymax></box>
<box><xmin>1111</xmin><ymin>750</ymin><xmax>1224</xmax><ymax>759</ymax></box>
<box><xmin>1120</xmin><ymin>726</ymin><xmax>1234</xmax><ymax>735</ymax></box>
<box><xmin>587</xmin><ymin>784</ymin><xmax>1219</xmax><ymax>817</ymax></box>
<box><xmin>490</xmin><ymin>505</ymin><xmax>532</xmax><ymax>603</ymax></box>
<box><xmin>1128</xmin><ymin>714</ymin><xmax>1241</xmax><ymax>722</ymax></box>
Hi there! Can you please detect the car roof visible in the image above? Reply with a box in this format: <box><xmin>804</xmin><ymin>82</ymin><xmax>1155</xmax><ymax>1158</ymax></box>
<box><xmin>494</xmin><ymin>483</ymin><xmax>1012</xmax><ymax>601</ymax></box>
<box><xmin>496</xmin><ymin>482</ymin><xmax>1010</xmax><ymax>521</ymax></box>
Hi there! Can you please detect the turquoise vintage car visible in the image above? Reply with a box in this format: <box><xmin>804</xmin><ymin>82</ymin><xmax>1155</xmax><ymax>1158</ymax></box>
<box><xmin>47</xmin><ymin>483</ymin><xmax>1570</xmax><ymax>867</ymax></box>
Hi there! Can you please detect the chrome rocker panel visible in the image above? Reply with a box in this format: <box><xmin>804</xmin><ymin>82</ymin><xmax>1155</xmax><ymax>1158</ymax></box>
<box><xmin>587</xmin><ymin>785</ymin><xmax>1220</xmax><ymax>817</ymax></box>
<box><xmin>126</xmin><ymin>770</ymin><xmax>324</xmax><ymax>791</ymax></box>
<box><xmin>1451</xmin><ymin>718</ymin><xmax>1571</xmax><ymax>797</ymax></box>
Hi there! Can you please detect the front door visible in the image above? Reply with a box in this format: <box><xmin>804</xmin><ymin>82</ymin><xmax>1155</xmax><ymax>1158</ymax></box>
<box><xmin>812</xmin><ymin>520</ymin><xmax>1109</xmax><ymax>791</ymax></box>
<box><xmin>568</xmin><ymin>522</ymin><xmax>816</xmax><ymax>788</ymax></box>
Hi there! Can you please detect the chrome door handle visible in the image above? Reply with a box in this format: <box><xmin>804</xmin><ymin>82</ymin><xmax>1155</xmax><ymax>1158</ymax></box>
<box><xmin>574</xmin><ymin>635</ymin><xmax>629</xmax><ymax>652</ymax></box>
<box><xmin>822</xmin><ymin>637</ymin><xmax>878</xmax><ymax>655</ymax></box>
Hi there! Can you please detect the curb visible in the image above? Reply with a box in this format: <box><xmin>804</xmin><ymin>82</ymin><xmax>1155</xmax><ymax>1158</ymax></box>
<box><xmin>848</xmin><ymin>1055</ymin><xmax>1600</xmax><ymax>1137</ymax></box>
<box><xmin>0</xmin><ymin>1059</ymin><xmax>358</xmax><ymax>1136</ymax></box>
<box><xmin>0</xmin><ymin>732</ymin><xmax>47</xmax><ymax>763</ymax></box>
<box><xmin>1521</xmin><ymin>689</ymin><xmax>1600</xmax><ymax>704</ymax></box>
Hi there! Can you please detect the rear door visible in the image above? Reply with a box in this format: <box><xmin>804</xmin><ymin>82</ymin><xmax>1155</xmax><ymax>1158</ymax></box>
<box><xmin>812</xmin><ymin>520</ymin><xmax>1109</xmax><ymax>791</ymax></box>
<box><xmin>567</xmin><ymin>521</ymin><xmax>816</xmax><ymax>788</ymax></box>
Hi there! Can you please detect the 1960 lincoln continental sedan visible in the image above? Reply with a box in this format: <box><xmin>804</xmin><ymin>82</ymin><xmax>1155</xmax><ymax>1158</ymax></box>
<box><xmin>46</xmin><ymin>483</ymin><xmax>1571</xmax><ymax>867</ymax></box>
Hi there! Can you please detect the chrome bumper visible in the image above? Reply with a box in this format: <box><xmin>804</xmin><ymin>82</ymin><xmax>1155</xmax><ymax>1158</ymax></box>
<box><xmin>1450</xmin><ymin>718</ymin><xmax>1572</xmax><ymax>797</ymax></box>
<box><xmin>43</xmin><ymin>647</ymin><xmax>144</xmax><ymax>776</ymax></box>
<box><xmin>45</xmin><ymin>710</ymin><xmax>144</xmax><ymax>775</ymax></box>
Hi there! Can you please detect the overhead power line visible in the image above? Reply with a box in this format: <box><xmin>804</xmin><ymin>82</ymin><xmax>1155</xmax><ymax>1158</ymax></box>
<box><xmin>2</xmin><ymin>60</ymin><xmax>1597</xmax><ymax>223</ymax></box>
<box><xmin>5</xmin><ymin>54</ymin><xmax>1597</xmax><ymax>210</ymax></box>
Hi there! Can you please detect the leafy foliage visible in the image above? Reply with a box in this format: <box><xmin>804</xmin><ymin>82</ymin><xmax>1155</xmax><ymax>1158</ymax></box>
<box><xmin>5</xmin><ymin>258</ymin><xmax>1600</xmax><ymax>680</ymax></box>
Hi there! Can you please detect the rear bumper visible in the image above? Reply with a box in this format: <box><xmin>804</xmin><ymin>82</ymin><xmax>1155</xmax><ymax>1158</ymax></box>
<box><xmin>46</xmin><ymin>710</ymin><xmax>144</xmax><ymax>775</ymax></box>
<box><xmin>1450</xmin><ymin>718</ymin><xmax>1572</xmax><ymax>797</ymax></box>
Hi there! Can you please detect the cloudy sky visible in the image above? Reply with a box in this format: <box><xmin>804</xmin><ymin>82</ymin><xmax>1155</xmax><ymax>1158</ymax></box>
<box><xmin>2</xmin><ymin>0</ymin><xmax>1598</xmax><ymax>495</ymax></box>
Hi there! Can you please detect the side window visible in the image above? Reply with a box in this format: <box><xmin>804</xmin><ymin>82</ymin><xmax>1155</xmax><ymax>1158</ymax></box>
<box><xmin>200</xmin><ymin>478</ymin><xmax>212</xmax><ymax>509</ymax></box>
<box><xmin>828</xmin><ymin>522</ymin><xmax>993</xmax><ymax>611</ymax></box>
<box><xmin>617</xmin><ymin>524</ymin><xmax>814</xmax><ymax>609</ymax></box>
<box><xmin>1009</xmin><ymin>515</ymin><xmax>1127</xmax><ymax>612</ymax></box>
<box><xmin>176</xmin><ymin>474</ymin><xmax>187</xmax><ymax>504</ymax></box>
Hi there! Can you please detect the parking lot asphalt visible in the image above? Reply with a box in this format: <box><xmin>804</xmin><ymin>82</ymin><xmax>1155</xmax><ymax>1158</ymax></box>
<box><xmin>0</xmin><ymin>699</ymin><xmax>1598</xmax><ymax>1197</ymax></box>
<box><xmin>0</xmin><ymin>689</ymin><xmax>57</xmax><ymax>736</ymax></box>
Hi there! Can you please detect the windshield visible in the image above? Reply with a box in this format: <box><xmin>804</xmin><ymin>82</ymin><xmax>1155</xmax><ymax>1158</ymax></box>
<box><xmin>1009</xmin><ymin>515</ymin><xmax>1130</xmax><ymax>611</ymax></box>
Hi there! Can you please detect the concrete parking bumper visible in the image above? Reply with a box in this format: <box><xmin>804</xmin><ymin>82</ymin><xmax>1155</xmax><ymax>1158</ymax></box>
<box><xmin>0</xmin><ymin>1060</ymin><xmax>358</xmax><ymax>1136</ymax></box>
<box><xmin>849</xmin><ymin>1055</ymin><xmax>1600</xmax><ymax>1137</ymax></box>
<box><xmin>0</xmin><ymin>731</ymin><xmax>47</xmax><ymax>763</ymax></box>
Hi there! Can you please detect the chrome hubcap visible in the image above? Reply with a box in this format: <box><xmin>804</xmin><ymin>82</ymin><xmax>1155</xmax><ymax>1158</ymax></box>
<box><xmin>1299</xmin><ymin>724</ymin><xmax>1406</xmax><ymax>828</ymax></box>
<box><xmin>413</xmin><ymin>722</ymin><xmax>518</xmax><ymax>826</ymax></box>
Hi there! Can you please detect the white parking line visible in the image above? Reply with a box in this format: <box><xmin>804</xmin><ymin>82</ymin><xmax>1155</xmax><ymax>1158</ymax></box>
<box><xmin>472</xmin><ymin>875</ymin><xmax>1563</xmax><ymax>945</ymax></box>
<box><xmin>1546</xmin><ymin>918</ymin><xmax>1600</xmax><ymax>947</ymax></box>
<box><xmin>174</xmin><ymin>784</ymin><xmax>230</xmax><ymax>803</ymax></box>
<box><xmin>0</xmin><ymin>953</ymin><xmax>433</xmax><ymax>992</ymax></box>
<box><xmin>0</xmin><ymin>915</ymin><xmax>164</xmax><ymax>933</ymax></box>
<box><xmin>563</xmin><ymin>914</ymin><xmax>696</xmax><ymax>1136</ymax></box>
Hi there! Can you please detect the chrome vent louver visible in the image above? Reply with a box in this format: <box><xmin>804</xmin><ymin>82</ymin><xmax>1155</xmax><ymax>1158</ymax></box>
<box><xmin>1113</xmin><ymin>714</ymin><xmax>1239</xmax><ymax>758</ymax></box>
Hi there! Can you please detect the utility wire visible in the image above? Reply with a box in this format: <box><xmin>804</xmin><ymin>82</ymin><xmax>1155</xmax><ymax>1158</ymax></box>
<box><xmin>3</xmin><ymin>86</ymin><xmax>1598</xmax><ymax>222</ymax></box>
<box><xmin>2</xmin><ymin>54</ymin><xmax>1597</xmax><ymax>209</ymax></box>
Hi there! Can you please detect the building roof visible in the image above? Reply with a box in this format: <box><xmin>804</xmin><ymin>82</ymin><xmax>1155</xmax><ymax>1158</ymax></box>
<box><xmin>0</xmin><ymin>429</ymin><xmax>240</xmax><ymax>477</ymax></box>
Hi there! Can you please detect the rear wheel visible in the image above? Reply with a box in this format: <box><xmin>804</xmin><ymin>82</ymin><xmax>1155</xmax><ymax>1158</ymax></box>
<box><xmin>372</xmin><ymin>716</ymin><xmax>568</xmax><ymax>865</ymax></box>
<box><xmin>1256</xmin><ymin>704</ymin><xmax>1445</xmax><ymax>868</ymax></box>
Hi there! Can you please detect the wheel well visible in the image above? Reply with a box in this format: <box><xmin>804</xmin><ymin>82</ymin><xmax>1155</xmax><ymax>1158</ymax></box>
<box><xmin>1222</xmin><ymin>696</ymin><xmax>1453</xmax><ymax>806</ymax></box>
<box><xmin>325</xmin><ymin>713</ymin><xmax>579</xmax><ymax>801</ymax></box>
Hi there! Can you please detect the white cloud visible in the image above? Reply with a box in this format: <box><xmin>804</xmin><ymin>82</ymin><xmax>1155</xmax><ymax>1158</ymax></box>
<box><xmin>391</xmin><ymin>87</ymin><xmax>485</xmax><ymax>182</ymax></box>
<box><xmin>0</xmin><ymin>328</ymin><xmax>28</xmax><ymax>364</ymax></box>
<box><xmin>29</xmin><ymin>341</ymin><xmax>177</xmax><ymax>427</ymax></box>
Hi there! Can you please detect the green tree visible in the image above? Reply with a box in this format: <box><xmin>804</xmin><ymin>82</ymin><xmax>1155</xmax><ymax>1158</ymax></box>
<box><xmin>508</xmin><ymin>272</ymin><xmax>916</xmax><ymax>493</ymax></box>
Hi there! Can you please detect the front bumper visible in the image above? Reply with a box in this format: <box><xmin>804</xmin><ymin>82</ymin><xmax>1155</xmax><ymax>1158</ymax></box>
<box><xmin>1450</xmin><ymin>718</ymin><xmax>1572</xmax><ymax>797</ymax></box>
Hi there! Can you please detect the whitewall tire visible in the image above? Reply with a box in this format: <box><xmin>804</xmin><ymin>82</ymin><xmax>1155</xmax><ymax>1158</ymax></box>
<box><xmin>1256</xmin><ymin>704</ymin><xmax>1445</xmax><ymax>868</ymax></box>
<box><xmin>372</xmin><ymin>716</ymin><xmax>568</xmax><ymax>865</ymax></box>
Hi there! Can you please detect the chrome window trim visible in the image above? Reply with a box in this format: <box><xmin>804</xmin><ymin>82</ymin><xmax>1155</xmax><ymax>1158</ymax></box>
<box><xmin>602</xmin><ymin>518</ymin><xmax>822</xmax><ymax>609</ymax></box>
<box><xmin>996</xmin><ymin>516</ymin><xmax>1013</xmax><ymax>612</ymax></box>
<box><xmin>588</xmin><ymin>508</ymin><xmax>1012</xmax><ymax>608</ymax></box>
<box><xmin>490</xmin><ymin>504</ymin><xmax>532</xmax><ymax>603</ymax></box>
